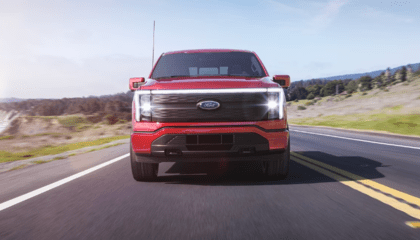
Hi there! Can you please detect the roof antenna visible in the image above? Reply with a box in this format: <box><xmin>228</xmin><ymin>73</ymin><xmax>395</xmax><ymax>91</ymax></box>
<box><xmin>152</xmin><ymin>21</ymin><xmax>155</xmax><ymax>68</ymax></box>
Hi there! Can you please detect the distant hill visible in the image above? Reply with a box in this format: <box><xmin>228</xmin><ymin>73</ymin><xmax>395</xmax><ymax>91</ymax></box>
<box><xmin>0</xmin><ymin>98</ymin><xmax>26</xmax><ymax>103</ymax></box>
<box><xmin>299</xmin><ymin>62</ymin><xmax>420</xmax><ymax>82</ymax></box>
<box><xmin>0</xmin><ymin>92</ymin><xmax>134</xmax><ymax>119</ymax></box>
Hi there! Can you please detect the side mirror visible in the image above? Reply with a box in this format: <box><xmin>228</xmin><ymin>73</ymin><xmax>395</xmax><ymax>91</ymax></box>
<box><xmin>129</xmin><ymin>77</ymin><xmax>145</xmax><ymax>91</ymax></box>
<box><xmin>273</xmin><ymin>75</ymin><xmax>290</xmax><ymax>88</ymax></box>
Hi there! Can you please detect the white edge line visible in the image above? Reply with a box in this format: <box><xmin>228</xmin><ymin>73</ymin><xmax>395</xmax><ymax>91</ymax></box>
<box><xmin>0</xmin><ymin>153</ymin><xmax>129</xmax><ymax>212</ymax></box>
<box><xmin>291</xmin><ymin>129</ymin><xmax>420</xmax><ymax>150</ymax></box>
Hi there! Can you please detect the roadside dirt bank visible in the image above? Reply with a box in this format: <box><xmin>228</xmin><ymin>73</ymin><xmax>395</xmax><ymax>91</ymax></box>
<box><xmin>287</xmin><ymin>77</ymin><xmax>420</xmax><ymax>120</ymax></box>
<box><xmin>0</xmin><ymin>115</ymin><xmax>131</xmax><ymax>153</ymax></box>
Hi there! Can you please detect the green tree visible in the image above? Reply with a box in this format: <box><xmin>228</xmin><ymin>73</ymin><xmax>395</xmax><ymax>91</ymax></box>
<box><xmin>306</xmin><ymin>93</ymin><xmax>315</xmax><ymax>100</ymax></box>
<box><xmin>399</xmin><ymin>66</ymin><xmax>407</xmax><ymax>82</ymax></box>
<box><xmin>291</xmin><ymin>87</ymin><xmax>308</xmax><ymax>100</ymax></box>
<box><xmin>345</xmin><ymin>80</ymin><xmax>358</xmax><ymax>93</ymax></box>
<box><xmin>306</xmin><ymin>84</ymin><xmax>322</xmax><ymax>97</ymax></box>
<box><xmin>320</xmin><ymin>80</ymin><xmax>344</xmax><ymax>96</ymax></box>
<box><xmin>359</xmin><ymin>76</ymin><xmax>373</xmax><ymax>91</ymax></box>
<box><xmin>373</xmin><ymin>72</ymin><xmax>385</xmax><ymax>88</ymax></box>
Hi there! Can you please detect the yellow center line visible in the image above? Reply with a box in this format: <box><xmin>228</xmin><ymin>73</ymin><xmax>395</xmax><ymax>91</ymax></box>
<box><xmin>291</xmin><ymin>152</ymin><xmax>420</xmax><ymax>208</ymax></box>
<box><xmin>290</xmin><ymin>155</ymin><xmax>420</xmax><ymax>221</ymax></box>
<box><xmin>406</xmin><ymin>222</ymin><xmax>420</xmax><ymax>228</ymax></box>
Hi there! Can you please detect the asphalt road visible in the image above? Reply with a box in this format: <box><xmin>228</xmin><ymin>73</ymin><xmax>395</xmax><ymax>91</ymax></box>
<box><xmin>0</xmin><ymin>126</ymin><xmax>420</xmax><ymax>239</ymax></box>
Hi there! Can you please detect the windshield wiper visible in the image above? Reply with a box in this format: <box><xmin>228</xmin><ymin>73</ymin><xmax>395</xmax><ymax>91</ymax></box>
<box><xmin>155</xmin><ymin>74</ymin><xmax>264</xmax><ymax>79</ymax></box>
<box><xmin>156</xmin><ymin>75</ymin><xmax>190</xmax><ymax>79</ymax></box>
<box><xmin>220</xmin><ymin>74</ymin><xmax>263</xmax><ymax>77</ymax></box>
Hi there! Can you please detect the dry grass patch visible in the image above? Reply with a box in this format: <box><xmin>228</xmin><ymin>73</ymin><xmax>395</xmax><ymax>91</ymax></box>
<box><xmin>0</xmin><ymin>135</ymin><xmax>129</xmax><ymax>163</ymax></box>
<box><xmin>290</xmin><ymin>113</ymin><xmax>420</xmax><ymax>136</ymax></box>
<box><xmin>0</xmin><ymin>135</ymin><xmax>14</xmax><ymax>140</ymax></box>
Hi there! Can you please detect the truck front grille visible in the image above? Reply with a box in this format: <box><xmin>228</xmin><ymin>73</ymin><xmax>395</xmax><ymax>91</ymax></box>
<box><xmin>151</xmin><ymin>93</ymin><xmax>268</xmax><ymax>122</ymax></box>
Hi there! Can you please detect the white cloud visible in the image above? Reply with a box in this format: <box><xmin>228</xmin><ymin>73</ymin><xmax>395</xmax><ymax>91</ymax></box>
<box><xmin>265</xmin><ymin>0</ymin><xmax>349</xmax><ymax>34</ymax></box>
<box><xmin>305</xmin><ymin>0</ymin><xmax>348</xmax><ymax>34</ymax></box>
<box><xmin>265</xmin><ymin>0</ymin><xmax>307</xmax><ymax>15</ymax></box>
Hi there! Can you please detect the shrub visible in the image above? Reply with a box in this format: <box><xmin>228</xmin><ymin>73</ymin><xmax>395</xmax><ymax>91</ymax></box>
<box><xmin>105</xmin><ymin>114</ymin><xmax>119</xmax><ymax>125</ymax></box>
<box><xmin>86</xmin><ymin>115</ymin><xmax>103</xmax><ymax>123</ymax></box>
<box><xmin>117</xmin><ymin>119</ymin><xmax>127</xmax><ymax>124</ymax></box>
<box><xmin>345</xmin><ymin>94</ymin><xmax>352</xmax><ymax>98</ymax></box>
<box><xmin>120</xmin><ymin>112</ymin><xmax>132</xmax><ymax>121</ymax></box>
<box><xmin>76</xmin><ymin>125</ymin><xmax>91</xmax><ymax>131</ymax></box>
<box><xmin>359</xmin><ymin>76</ymin><xmax>373</xmax><ymax>91</ymax></box>
<box><xmin>305</xmin><ymin>101</ymin><xmax>314</xmax><ymax>106</ymax></box>
<box><xmin>294</xmin><ymin>99</ymin><xmax>299</xmax><ymax>102</ymax></box>
<box><xmin>58</xmin><ymin>116</ymin><xmax>87</xmax><ymax>128</ymax></box>
<box><xmin>306</xmin><ymin>93</ymin><xmax>315</xmax><ymax>100</ymax></box>
<box><xmin>297</xmin><ymin>106</ymin><xmax>306</xmax><ymax>110</ymax></box>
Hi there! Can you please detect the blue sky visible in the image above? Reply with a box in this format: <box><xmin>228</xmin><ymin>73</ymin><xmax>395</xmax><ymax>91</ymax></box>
<box><xmin>1</xmin><ymin>0</ymin><xmax>419</xmax><ymax>98</ymax></box>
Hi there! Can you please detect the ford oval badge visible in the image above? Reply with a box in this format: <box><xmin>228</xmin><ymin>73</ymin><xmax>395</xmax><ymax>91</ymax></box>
<box><xmin>197</xmin><ymin>100</ymin><xmax>220</xmax><ymax>110</ymax></box>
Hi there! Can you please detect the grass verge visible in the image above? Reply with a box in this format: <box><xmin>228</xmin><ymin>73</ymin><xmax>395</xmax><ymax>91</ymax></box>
<box><xmin>9</xmin><ymin>164</ymin><xmax>28</xmax><ymax>171</ymax></box>
<box><xmin>0</xmin><ymin>135</ymin><xmax>129</xmax><ymax>163</ymax></box>
<box><xmin>0</xmin><ymin>135</ymin><xmax>15</xmax><ymax>140</ymax></box>
<box><xmin>85</xmin><ymin>143</ymin><xmax>124</xmax><ymax>153</ymax></box>
<box><xmin>32</xmin><ymin>160</ymin><xmax>50</xmax><ymax>164</ymax></box>
<box><xmin>289</xmin><ymin>113</ymin><xmax>420</xmax><ymax>137</ymax></box>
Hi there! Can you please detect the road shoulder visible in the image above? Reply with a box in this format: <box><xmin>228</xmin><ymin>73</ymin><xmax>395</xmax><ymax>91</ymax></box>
<box><xmin>289</xmin><ymin>124</ymin><xmax>420</xmax><ymax>141</ymax></box>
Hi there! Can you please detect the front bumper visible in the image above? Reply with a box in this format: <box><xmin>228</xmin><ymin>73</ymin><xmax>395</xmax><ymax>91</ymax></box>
<box><xmin>131</xmin><ymin>125</ymin><xmax>289</xmax><ymax>163</ymax></box>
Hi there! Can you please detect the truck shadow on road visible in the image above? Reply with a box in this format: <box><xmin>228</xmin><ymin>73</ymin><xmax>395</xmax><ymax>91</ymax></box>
<box><xmin>157</xmin><ymin>151</ymin><xmax>387</xmax><ymax>186</ymax></box>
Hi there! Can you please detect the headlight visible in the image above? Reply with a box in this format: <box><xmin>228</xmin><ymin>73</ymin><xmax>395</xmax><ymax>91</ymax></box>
<box><xmin>141</xmin><ymin>95</ymin><xmax>152</xmax><ymax>118</ymax></box>
<box><xmin>267</xmin><ymin>100</ymin><xmax>278</xmax><ymax>110</ymax></box>
<box><xmin>267</xmin><ymin>89</ymin><xmax>285</xmax><ymax>120</ymax></box>
<box><xmin>267</xmin><ymin>92</ymin><xmax>279</xmax><ymax>120</ymax></box>
<box><xmin>134</xmin><ymin>91</ymin><xmax>152</xmax><ymax>121</ymax></box>
<box><xmin>279</xmin><ymin>89</ymin><xmax>285</xmax><ymax>120</ymax></box>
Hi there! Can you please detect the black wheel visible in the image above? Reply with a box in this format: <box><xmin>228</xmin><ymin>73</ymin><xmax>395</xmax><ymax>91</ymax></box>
<box><xmin>130</xmin><ymin>141</ymin><xmax>158</xmax><ymax>182</ymax></box>
<box><xmin>262</xmin><ymin>138</ymin><xmax>290</xmax><ymax>180</ymax></box>
<box><xmin>278</xmin><ymin>138</ymin><xmax>290</xmax><ymax>179</ymax></box>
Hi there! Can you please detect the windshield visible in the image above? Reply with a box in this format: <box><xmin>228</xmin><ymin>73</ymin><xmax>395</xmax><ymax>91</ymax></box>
<box><xmin>151</xmin><ymin>52</ymin><xmax>267</xmax><ymax>79</ymax></box>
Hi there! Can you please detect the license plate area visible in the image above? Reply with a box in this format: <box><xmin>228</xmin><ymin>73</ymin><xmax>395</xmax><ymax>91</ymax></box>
<box><xmin>186</xmin><ymin>134</ymin><xmax>234</xmax><ymax>145</ymax></box>
<box><xmin>186</xmin><ymin>134</ymin><xmax>234</xmax><ymax>151</ymax></box>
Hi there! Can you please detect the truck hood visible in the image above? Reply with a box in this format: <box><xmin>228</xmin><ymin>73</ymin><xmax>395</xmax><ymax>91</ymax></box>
<box><xmin>140</xmin><ymin>77</ymin><xmax>279</xmax><ymax>90</ymax></box>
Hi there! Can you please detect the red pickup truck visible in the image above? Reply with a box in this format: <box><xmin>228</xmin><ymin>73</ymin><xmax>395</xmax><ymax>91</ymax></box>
<box><xmin>129</xmin><ymin>49</ymin><xmax>290</xmax><ymax>181</ymax></box>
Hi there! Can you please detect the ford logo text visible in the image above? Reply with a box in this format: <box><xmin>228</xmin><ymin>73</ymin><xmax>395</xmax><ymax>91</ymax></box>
<box><xmin>197</xmin><ymin>100</ymin><xmax>220</xmax><ymax>110</ymax></box>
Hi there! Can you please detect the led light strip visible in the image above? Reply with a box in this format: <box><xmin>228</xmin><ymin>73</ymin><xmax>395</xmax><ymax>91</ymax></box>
<box><xmin>279</xmin><ymin>88</ymin><xmax>285</xmax><ymax>119</ymax></box>
<box><xmin>150</xmin><ymin>88</ymin><xmax>277</xmax><ymax>94</ymax></box>
<box><xmin>134</xmin><ymin>88</ymin><xmax>282</xmax><ymax>97</ymax></box>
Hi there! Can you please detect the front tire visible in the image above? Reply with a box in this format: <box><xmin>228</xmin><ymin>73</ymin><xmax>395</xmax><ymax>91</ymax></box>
<box><xmin>278</xmin><ymin>138</ymin><xmax>290</xmax><ymax>179</ymax></box>
<box><xmin>262</xmin><ymin>138</ymin><xmax>290</xmax><ymax>180</ymax></box>
<box><xmin>130</xmin><ymin>141</ymin><xmax>158</xmax><ymax>182</ymax></box>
